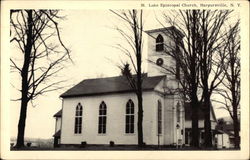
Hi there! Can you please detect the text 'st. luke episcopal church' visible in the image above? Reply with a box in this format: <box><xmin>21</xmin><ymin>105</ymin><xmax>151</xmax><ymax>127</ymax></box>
<box><xmin>53</xmin><ymin>27</ymin><xmax>217</xmax><ymax>147</ymax></box>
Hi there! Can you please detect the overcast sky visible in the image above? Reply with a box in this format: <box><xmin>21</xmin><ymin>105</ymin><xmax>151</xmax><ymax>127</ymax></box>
<box><xmin>10</xmin><ymin>10</ymin><xmax>232</xmax><ymax>139</ymax></box>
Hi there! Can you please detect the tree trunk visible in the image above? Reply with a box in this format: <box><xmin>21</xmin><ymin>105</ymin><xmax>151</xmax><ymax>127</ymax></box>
<box><xmin>200</xmin><ymin>13</ymin><xmax>213</xmax><ymax>148</ymax></box>
<box><xmin>204</xmin><ymin>92</ymin><xmax>212</xmax><ymax>148</ymax></box>
<box><xmin>190</xmin><ymin>10</ymin><xmax>199</xmax><ymax>148</ymax></box>
<box><xmin>232</xmin><ymin>95</ymin><xmax>240</xmax><ymax>148</ymax></box>
<box><xmin>232</xmin><ymin>112</ymin><xmax>240</xmax><ymax>149</ymax></box>
<box><xmin>15</xmin><ymin>10</ymin><xmax>33</xmax><ymax>148</ymax></box>
<box><xmin>201</xmin><ymin>61</ymin><xmax>213</xmax><ymax>148</ymax></box>
<box><xmin>231</xmin><ymin>56</ymin><xmax>240</xmax><ymax>149</ymax></box>
<box><xmin>137</xmin><ymin>93</ymin><xmax>143</xmax><ymax>146</ymax></box>
<box><xmin>136</xmin><ymin>49</ymin><xmax>143</xmax><ymax>147</ymax></box>
<box><xmin>191</xmin><ymin>93</ymin><xmax>199</xmax><ymax>148</ymax></box>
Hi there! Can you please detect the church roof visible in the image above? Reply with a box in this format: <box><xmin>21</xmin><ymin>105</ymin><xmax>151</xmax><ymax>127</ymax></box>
<box><xmin>60</xmin><ymin>74</ymin><xmax>165</xmax><ymax>98</ymax></box>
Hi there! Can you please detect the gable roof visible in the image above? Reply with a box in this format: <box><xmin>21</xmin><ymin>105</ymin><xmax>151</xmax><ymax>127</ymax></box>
<box><xmin>53</xmin><ymin>110</ymin><xmax>62</xmax><ymax>117</ymax></box>
<box><xmin>215</xmin><ymin>123</ymin><xmax>236</xmax><ymax>136</ymax></box>
<box><xmin>216</xmin><ymin>118</ymin><xmax>240</xmax><ymax>132</ymax></box>
<box><xmin>184</xmin><ymin>102</ymin><xmax>217</xmax><ymax>121</ymax></box>
<box><xmin>60</xmin><ymin>74</ymin><xmax>165</xmax><ymax>98</ymax></box>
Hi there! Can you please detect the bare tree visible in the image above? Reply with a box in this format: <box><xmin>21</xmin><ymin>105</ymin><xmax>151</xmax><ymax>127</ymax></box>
<box><xmin>158</xmin><ymin>10</ymin><xmax>234</xmax><ymax>148</ymax></box>
<box><xmin>157</xmin><ymin>10</ymin><xmax>203</xmax><ymax>148</ymax></box>
<box><xmin>110</xmin><ymin>9</ymin><xmax>144</xmax><ymax>147</ymax></box>
<box><xmin>217</xmin><ymin>20</ymin><xmax>240</xmax><ymax>149</ymax></box>
<box><xmin>10</xmin><ymin>10</ymin><xmax>71</xmax><ymax>148</ymax></box>
<box><xmin>196</xmin><ymin>10</ymin><xmax>233</xmax><ymax>148</ymax></box>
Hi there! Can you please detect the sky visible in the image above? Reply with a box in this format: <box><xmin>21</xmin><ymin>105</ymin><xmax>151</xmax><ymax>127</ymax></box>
<box><xmin>10</xmin><ymin>10</ymin><xmax>232</xmax><ymax>139</ymax></box>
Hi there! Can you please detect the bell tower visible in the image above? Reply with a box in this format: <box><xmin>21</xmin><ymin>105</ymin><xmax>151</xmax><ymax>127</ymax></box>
<box><xmin>146</xmin><ymin>27</ymin><xmax>182</xmax><ymax>78</ymax></box>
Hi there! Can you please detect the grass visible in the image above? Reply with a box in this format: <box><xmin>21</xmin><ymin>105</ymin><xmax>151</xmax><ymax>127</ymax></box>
<box><xmin>10</xmin><ymin>145</ymin><xmax>239</xmax><ymax>151</ymax></box>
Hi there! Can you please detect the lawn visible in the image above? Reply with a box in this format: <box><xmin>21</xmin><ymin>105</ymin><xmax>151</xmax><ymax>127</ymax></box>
<box><xmin>10</xmin><ymin>145</ymin><xmax>237</xmax><ymax>151</ymax></box>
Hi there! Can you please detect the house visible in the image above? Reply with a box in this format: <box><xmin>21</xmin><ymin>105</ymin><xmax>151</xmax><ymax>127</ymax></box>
<box><xmin>52</xmin><ymin>26</ymin><xmax>216</xmax><ymax>147</ymax></box>
<box><xmin>215</xmin><ymin>130</ymin><xmax>231</xmax><ymax>149</ymax></box>
<box><xmin>184</xmin><ymin>103</ymin><xmax>217</xmax><ymax>147</ymax></box>
<box><xmin>215</xmin><ymin>118</ymin><xmax>240</xmax><ymax>148</ymax></box>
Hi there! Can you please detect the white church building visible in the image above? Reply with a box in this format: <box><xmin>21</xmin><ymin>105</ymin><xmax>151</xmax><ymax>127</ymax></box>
<box><xmin>53</xmin><ymin>27</ymin><xmax>216</xmax><ymax>147</ymax></box>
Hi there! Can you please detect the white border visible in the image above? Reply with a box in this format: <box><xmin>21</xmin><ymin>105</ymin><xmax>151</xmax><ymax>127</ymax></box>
<box><xmin>1</xmin><ymin>1</ymin><xmax>249</xmax><ymax>159</ymax></box>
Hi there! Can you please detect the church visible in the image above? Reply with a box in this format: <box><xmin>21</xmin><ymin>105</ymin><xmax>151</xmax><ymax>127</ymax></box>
<box><xmin>53</xmin><ymin>27</ymin><xmax>217</xmax><ymax>147</ymax></box>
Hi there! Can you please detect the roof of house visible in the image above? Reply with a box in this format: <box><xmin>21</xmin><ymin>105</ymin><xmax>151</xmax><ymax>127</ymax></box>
<box><xmin>215</xmin><ymin>128</ymin><xmax>234</xmax><ymax>136</ymax></box>
<box><xmin>53</xmin><ymin>110</ymin><xmax>62</xmax><ymax>117</ymax></box>
<box><xmin>215</xmin><ymin>122</ymin><xmax>240</xmax><ymax>134</ymax></box>
<box><xmin>184</xmin><ymin>102</ymin><xmax>217</xmax><ymax>121</ymax></box>
<box><xmin>60</xmin><ymin>74</ymin><xmax>165</xmax><ymax>98</ymax></box>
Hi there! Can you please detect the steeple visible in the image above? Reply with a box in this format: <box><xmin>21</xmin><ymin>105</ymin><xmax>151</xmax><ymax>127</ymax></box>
<box><xmin>146</xmin><ymin>27</ymin><xmax>183</xmax><ymax>78</ymax></box>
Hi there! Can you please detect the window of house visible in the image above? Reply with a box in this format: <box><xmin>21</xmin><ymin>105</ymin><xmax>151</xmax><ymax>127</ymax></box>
<box><xmin>156</xmin><ymin>34</ymin><xmax>164</xmax><ymax>51</ymax></box>
<box><xmin>201</xmin><ymin>132</ymin><xmax>204</xmax><ymax>139</ymax></box>
<box><xmin>98</xmin><ymin>101</ymin><xmax>107</xmax><ymax>134</ymax></box>
<box><xmin>74</xmin><ymin>103</ymin><xmax>82</xmax><ymax>134</ymax></box>
<box><xmin>157</xmin><ymin>100</ymin><xmax>162</xmax><ymax>135</ymax></box>
<box><xmin>125</xmin><ymin>99</ymin><xmax>134</xmax><ymax>134</ymax></box>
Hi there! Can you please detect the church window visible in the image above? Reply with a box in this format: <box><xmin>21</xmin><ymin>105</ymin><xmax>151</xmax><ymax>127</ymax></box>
<box><xmin>98</xmin><ymin>101</ymin><xmax>107</xmax><ymax>134</ymax></box>
<box><xmin>176</xmin><ymin>62</ymin><xmax>180</xmax><ymax>80</ymax></box>
<box><xmin>125</xmin><ymin>99</ymin><xmax>134</xmax><ymax>134</ymax></box>
<box><xmin>156</xmin><ymin>34</ymin><xmax>164</xmax><ymax>51</ymax></box>
<box><xmin>176</xmin><ymin>102</ymin><xmax>181</xmax><ymax>123</ymax></box>
<box><xmin>175</xmin><ymin>46</ymin><xmax>180</xmax><ymax>79</ymax></box>
<box><xmin>157</xmin><ymin>100</ymin><xmax>162</xmax><ymax>135</ymax></box>
<box><xmin>74</xmin><ymin>103</ymin><xmax>82</xmax><ymax>134</ymax></box>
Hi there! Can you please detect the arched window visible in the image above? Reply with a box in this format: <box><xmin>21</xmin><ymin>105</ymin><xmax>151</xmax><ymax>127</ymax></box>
<box><xmin>98</xmin><ymin>101</ymin><xmax>107</xmax><ymax>134</ymax></box>
<box><xmin>176</xmin><ymin>102</ymin><xmax>181</xmax><ymax>122</ymax></box>
<box><xmin>156</xmin><ymin>34</ymin><xmax>164</xmax><ymax>51</ymax></box>
<box><xmin>74</xmin><ymin>103</ymin><xmax>82</xmax><ymax>134</ymax></box>
<box><xmin>175</xmin><ymin>45</ymin><xmax>180</xmax><ymax>79</ymax></box>
<box><xmin>176</xmin><ymin>61</ymin><xmax>180</xmax><ymax>80</ymax></box>
<box><xmin>157</xmin><ymin>100</ymin><xmax>162</xmax><ymax>135</ymax></box>
<box><xmin>125</xmin><ymin>99</ymin><xmax>134</xmax><ymax>133</ymax></box>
